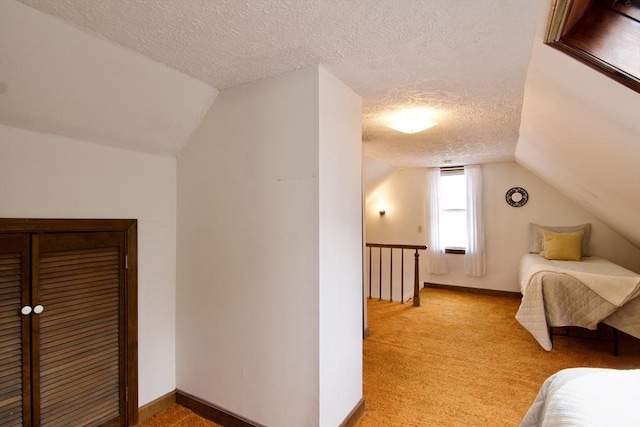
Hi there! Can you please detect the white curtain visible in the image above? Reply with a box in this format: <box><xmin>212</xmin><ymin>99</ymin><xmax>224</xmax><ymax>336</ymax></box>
<box><xmin>464</xmin><ymin>165</ymin><xmax>486</xmax><ymax>277</ymax></box>
<box><xmin>426</xmin><ymin>168</ymin><xmax>448</xmax><ymax>274</ymax></box>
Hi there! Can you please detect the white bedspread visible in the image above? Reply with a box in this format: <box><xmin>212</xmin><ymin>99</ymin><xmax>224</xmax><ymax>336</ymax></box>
<box><xmin>521</xmin><ymin>368</ymin><xmax>640</xmax><ymax>427</ymax></box>
<box><xmin>516</xmin><ymin>255</ymin><xmax>640</xmax><ymax>350</ymax></box>
<box><xmin>520</xmin><ymin>255</ymin><xmax>640</xmax><ymax>307</ymax></box>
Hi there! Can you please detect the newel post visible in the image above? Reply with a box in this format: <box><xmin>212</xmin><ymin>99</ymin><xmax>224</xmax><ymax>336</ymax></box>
<box><xmin>413</xmin><ymin>249</ymin><xmax>420</xmax><ymax>307</ymax></box>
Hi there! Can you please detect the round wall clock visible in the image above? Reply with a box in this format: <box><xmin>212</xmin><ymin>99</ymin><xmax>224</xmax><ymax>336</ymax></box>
<box><xmin>505</xmin><ymin>187</ymin><xmax>528</xmax><ymax>207</ymax></box>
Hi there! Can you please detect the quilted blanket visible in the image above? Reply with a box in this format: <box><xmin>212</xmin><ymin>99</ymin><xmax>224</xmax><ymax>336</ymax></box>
<box><xmin>520</xmin><ymin>255</ymin><xmax>640</xmax><ymax>306</ymax></box>
<box><xmin>516</xmin><ymin>255</ymin><xmax>640</xmax><ymax>350</ymax></box>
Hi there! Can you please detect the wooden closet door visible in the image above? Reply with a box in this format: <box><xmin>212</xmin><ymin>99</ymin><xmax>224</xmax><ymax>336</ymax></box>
<box><xmin>0</xmin><ymin>234</ymin><xmax>31</xmax><ymax>427</ymax></box>
<box><xmin>33</xmin><ymin>232</ymin><xmax>126</xmax><ymax>427</ymax></box>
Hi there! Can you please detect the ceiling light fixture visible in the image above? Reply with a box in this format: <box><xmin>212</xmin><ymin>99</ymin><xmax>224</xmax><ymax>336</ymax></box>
<box><xmin>386</xmin><ymin>108</ymin><xmax>438</xmax><ymax>134</ymax></box>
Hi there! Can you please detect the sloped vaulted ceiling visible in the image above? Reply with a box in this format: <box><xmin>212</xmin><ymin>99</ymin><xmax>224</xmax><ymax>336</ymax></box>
<box><xmin>0</xmin><ymin>1</ymin><xmax>217</xmax><ymax>155</ymax></box>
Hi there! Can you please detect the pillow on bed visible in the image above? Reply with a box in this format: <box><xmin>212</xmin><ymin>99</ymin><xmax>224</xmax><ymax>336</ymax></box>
<box><xmin>541</xmin><ymin>230</ymin><xmax>584</xmax><ymax>261</ymax></box>
<box><xmin>529</xmin><ymin>223</ymin><xmax>591</xmax><ymax>256</ymax></box>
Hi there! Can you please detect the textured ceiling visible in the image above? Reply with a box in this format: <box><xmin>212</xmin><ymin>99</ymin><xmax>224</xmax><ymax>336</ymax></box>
<box><xmin>15</xmin><ymin>0</ymin><xmax>540</xmax><ymax>167</ymax></box>
<box><xmin>0</xmin><ymin>1</ymin><xmax>217</xmax><ymax>156</ymax></box>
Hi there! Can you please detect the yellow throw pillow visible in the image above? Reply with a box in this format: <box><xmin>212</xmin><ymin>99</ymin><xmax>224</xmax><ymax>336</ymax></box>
<box><xmin>541</xmin><ymin>231</ymin><xmax>584</xmax><ymax>261</ymax></box>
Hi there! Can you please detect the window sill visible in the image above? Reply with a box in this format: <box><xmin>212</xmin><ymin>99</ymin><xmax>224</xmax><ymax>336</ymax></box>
<box><xmin>445</xmin><ymin>248</ymin><xmax>466</xmax><ymax>255</ymax></box>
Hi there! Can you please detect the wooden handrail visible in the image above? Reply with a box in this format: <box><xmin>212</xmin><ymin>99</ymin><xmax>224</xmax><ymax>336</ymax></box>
<box><xmin>365</xmin><ymin>243</ymin><xmax>427</xmax><ymax>307</ymax></box>
<box><xmin>366</xmin><ymin>243</ymin><xmax>427</xmax><ymax>250</ymax></box>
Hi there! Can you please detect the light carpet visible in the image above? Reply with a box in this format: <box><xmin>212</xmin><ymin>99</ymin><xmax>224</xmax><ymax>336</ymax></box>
<box><xmin>138</xmin><ymin>404</ymin><xmax>220</xmax><ymax>427</ymax></box>
<box><xmin>356</xmin><ymin>287</ymin><xmax>640</xmax><ymax>426</ymax></box>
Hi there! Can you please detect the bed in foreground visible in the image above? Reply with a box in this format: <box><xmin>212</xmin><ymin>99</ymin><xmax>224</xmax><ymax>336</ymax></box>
<box><xmin>515</xmin><ymin>223</ymin><xmax>640</xmax><ymax>352</ymax></box>
<box><xmin>520</xmin><ymin>368</ymin><xmax>640</xmax><ymax>427</ymax></box>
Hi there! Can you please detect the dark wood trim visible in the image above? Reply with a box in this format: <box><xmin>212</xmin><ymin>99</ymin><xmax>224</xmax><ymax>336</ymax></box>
<box><xmin>368</xmin><ymin>246</ymin><xmax>372</xmax><ymax>299</ymax></box>
<box><xmin>0</xmin><ymin>233</ymin><xmax>34</xmax><ymax>426</ymax></box>
<box><xmin>440</xmin><ymin>166</ymin><xmax>464</xmax><ymax>173</ymax></box>
<box><xmin>0</xmin><ymin>218</ymin><xmax>138</xmax><ymax>426</ymax></box>
<box><xmin>339</xmin><ymin>398</ymin><xmax>365</xmax><ymax>427</ymax></box>
<box><xmin>20</xmin><ymin>234</ymin><xmax>32</xmax><ymax>427</ymax></box>
<box><xmin>413</xmin><ymin>249</ymin><xmax>420</xmax><ymax>307</ymax></box>
<box><xmin>0</xmin><ymin>218</ymin><xmax>136</xmax><ymax>233</ymax></box>
<box><xmin>378</xmin><ymin>247</ymin><xmax>382</xmax><ymax>300</ymax></box>
<box><xmin>366</xmin><ymin>243</ymin><xmax>427</xmax><ymax>250</ymax></box>
<box><xmin>30</xmin><ymin>234</ymin><xmax>41</xmax><ymax>426</ymax></box>
<box><xmin>545</xmin><ymin>0</ymin><xmax>640</xmax><ymax>93</ymax></box>
<box><xmin>424</xmin><ymin>282</ymin><xmax>521</xmax><ymax>298</ymax></box>
<box><xmin>444</xmin><ymin>248</ymin><xmax>465</xmax><ymax>255</ymax></box>
<box><xmin>176</xmin><ymin>390</ymin><xmax>264</xmax><ymax>427</ymax></box>
<box><xmin>549</xmin><ymin>41</ymin><xmax>640</xmax><ymax>92</ymax></box>
<box><xmin>176</xmin><ymin>390</ymin><xmax>363</xmax><ymax>427</ymax></box>
<box><xmin>126</xmin><ymin>221</ymin><xmax>139</xmax><ymax>425</ymax></box>
<box><xmin>363</xmin><ymin>326</ymin><xmax>370</xmax><ymax>338</ymax></box>
<box><xmin>136</xmin><ymin>391</ymin><xmax>176</xmax><ymax>424</ymax></box>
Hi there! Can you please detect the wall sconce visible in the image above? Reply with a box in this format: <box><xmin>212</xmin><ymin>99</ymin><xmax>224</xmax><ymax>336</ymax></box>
<box><xmin>377</xmin><ymin>203</ymin><xmax>386</xmax><ymax>216</ymax></box>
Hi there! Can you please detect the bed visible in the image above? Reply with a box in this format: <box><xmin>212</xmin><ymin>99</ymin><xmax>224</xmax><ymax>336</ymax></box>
<box><xmin>515</xmin><ymin>223</ymin><xmax>640</xmax><ymax>351</ymax></box>
<box><xmin>520</xmin><ymin>367</ymin><xmax>640</xmax><ymax>427</ymax></box>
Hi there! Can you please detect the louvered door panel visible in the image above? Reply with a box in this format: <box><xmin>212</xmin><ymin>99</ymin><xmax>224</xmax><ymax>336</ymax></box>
<box><xmin>0</xmin><ymin>234</ymin><xmax>30</xmax><ymax>427</ymax></box>
<box><xmin>35</xmin><ymin>233</ymin><xmax>124</xmax><ymax>427</ymax></box>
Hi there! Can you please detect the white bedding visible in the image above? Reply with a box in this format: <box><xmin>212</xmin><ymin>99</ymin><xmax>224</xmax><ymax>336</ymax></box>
<box><xmin>519</xmin><ymin>255</ymin><xmax>640</xmax><ymax>306</ymax></box>
<box><xmin>516</xmin><ymin>255</ymin><xmax>640</xmax><ymax>350</ymax></box>
<box><xmin>520</xmin><ymin>368</ymin><xmax>640</xmax><ymax>427</ymax></box>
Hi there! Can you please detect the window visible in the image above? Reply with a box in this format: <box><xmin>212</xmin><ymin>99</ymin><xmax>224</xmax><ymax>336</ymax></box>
<box><xmin>545</xmin><ymin>0</ymin><xmax>640</xmax><ymax>92</ymax></box>
<box><xmin>439</xmin><ymin>168</ymin><xmax>467</xmax><ymax>253</ymax></box>
<box><xmin>427</xmin><ymin>165</ymin><xmax>485</xmax><ymax>275</ymax></box>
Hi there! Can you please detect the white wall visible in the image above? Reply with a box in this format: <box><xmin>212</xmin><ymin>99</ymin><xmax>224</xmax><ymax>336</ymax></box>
<box><xmin>366</xmin><ymin>169</ymin><xmax>427</xmax><ymax>246</ymax></box>
<box><xmin>365</xmin><ymin>162</ymin><xmax>640</xmax><ymax>294</ymax></box>
<box><xmin>517</xmin><ymin>0</ymin><xmax>640</xmax><ymax>248</ymax></box>
<box><xmin>364</xmin><ymin>156</ymin><xmax>394</xmax><ymax>192</ymax></box>
<box><xmin>0</xmin><ymin>124</ymin><xmax>177</xmax><ymax>406</ymax></box>
<box><xmin>318</xmin><ymin>67</ymin><xmax>362</xmax><ymax>427</ymax></box>
<box><xmin>365</xmin><ymin>169</ymin><xmax>427</xmax><ymax>300</ymax></box>
<box><xmin>177</xmin><ymin>66</ymin><xmax>362</xmax><ymax>427</ymax></box>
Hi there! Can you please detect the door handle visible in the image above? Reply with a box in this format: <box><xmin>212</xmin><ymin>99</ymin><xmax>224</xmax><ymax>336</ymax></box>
<box><xmin>20</xmin><ymin>305</ymin><xmax>44</xmax><ymax>315</ymax></box>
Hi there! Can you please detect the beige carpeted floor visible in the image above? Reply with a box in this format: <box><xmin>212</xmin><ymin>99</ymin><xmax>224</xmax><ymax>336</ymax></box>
<box><xmin>138</xmin><ymin>404</ymin><xmax>221</xmax><ymax>427</ymax></box>
<box><xmin>141</xmin><ymin>287</ymin><xmax>640</xmax><ymax>426</ymax></box>
<box><xmin>356</xmin><ymin>287</ymin><xmax>640</xmax><ymax>426</ymax></box>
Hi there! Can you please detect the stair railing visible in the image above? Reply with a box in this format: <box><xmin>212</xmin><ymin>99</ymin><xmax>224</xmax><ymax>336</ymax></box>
<box><xmin>365</xmin><ymin>243</ymin><xmax>428</xmax><ymax>307</ymax></box>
